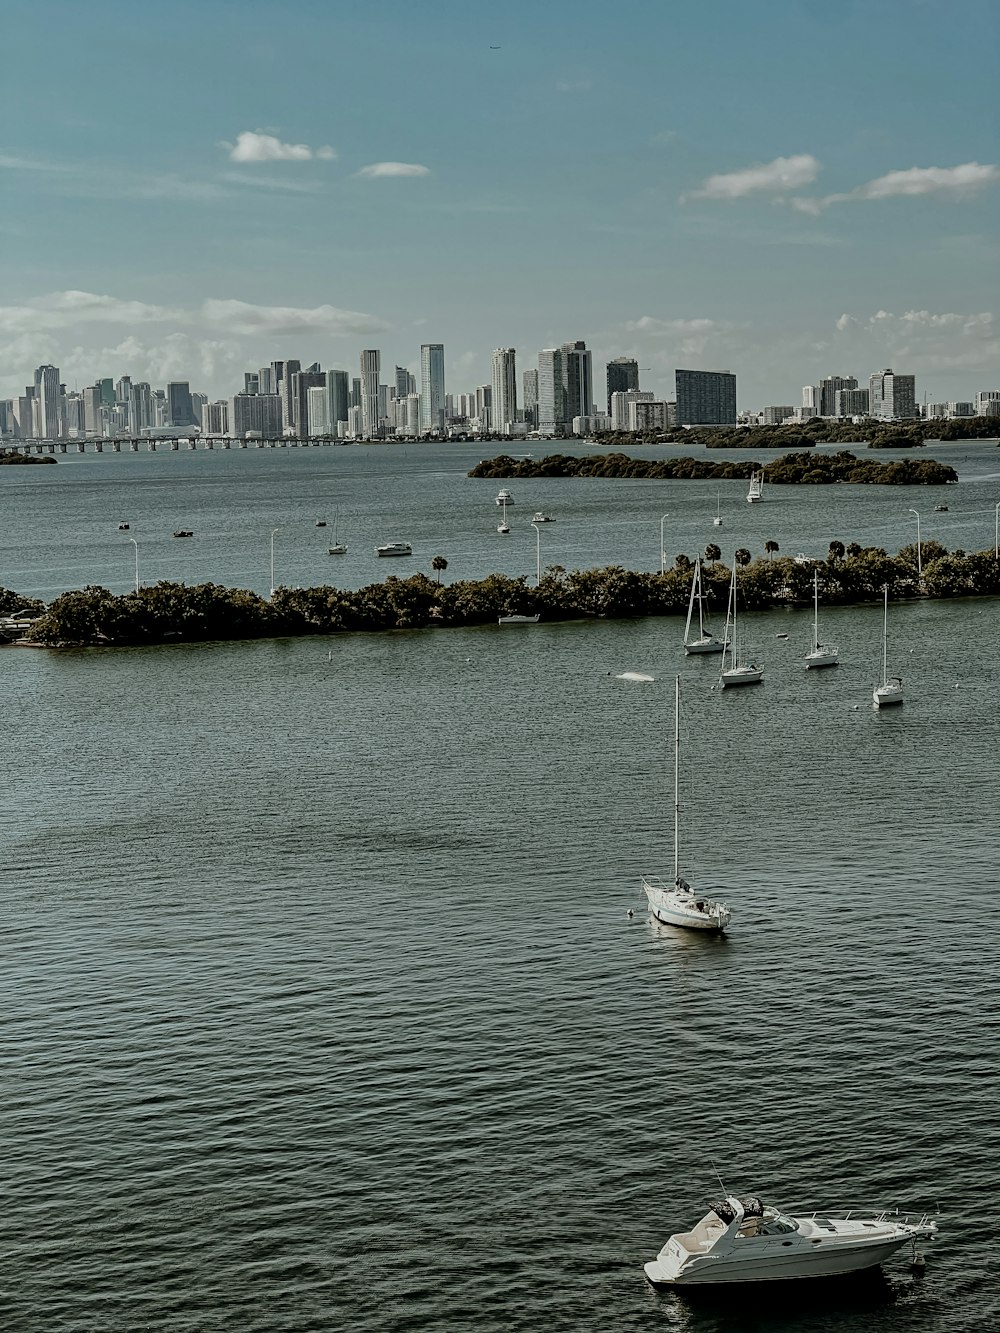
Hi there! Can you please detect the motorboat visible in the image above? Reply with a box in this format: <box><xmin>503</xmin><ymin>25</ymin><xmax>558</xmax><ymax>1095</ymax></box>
<box><xmin>641</xmin><ymin>678</ymin><xmax>731</xmax><ymax>932</ymax></box>
<box><xmin>746</xmin><ymin>470</ymin><xmax>764</xmax><ymax>503</ymax></box>
<box><xmin>873</xmin><ymin>585</ymin><xmax>903</xmax><ymax>707</ymax></box>
<box><xmin>713</xmin><ymin>491</ymin><xmax>723</xmax><ymax>526</ymax></box>
<box><xmin>376</xmin><ymin>541</ymin><xmax>412</xmax><ymax>557</ymax></box>
<box><xmin>531</xmin><ymin>512</ymin><xmax>555</xmax><ymax>523</ymax></box>
<box><xmin>172</xmin><ymin>529</ymin><xmax>193</xmax><ymax>538</ymax></box>
<box><xmin>804</xmin><ymin>569</ymin><xmax>839</xmax><ymax>669</ymax></box>
<box><xmin>683</xmin><ymin>557</ymin><xmax>726</xmax><ymax>655</ymax></box>
<box><xmin>495</xmin><ymin>488</ymin><xmax>513</xmax><ymax>506</ymax></box>
<box><xmin>644</xmin><ymin>1194</ymin><xmax>937</xmax><ymax>1287</ymax></box>
<box><xmin>118</xmin><ymin>522</ymin><xmax>130</xmax><ymax>531</ymax></box>
<box><xmin>719</xmin><ymin>568</ymin><xmax>763</xmax><ymax>687</ymax></box>
<box><xmin>934</xmin><ymin>504</ymin><xmax>948</xmax><ymax>512</ymax></box>
<box><xmin>497</xmin><ymin>613</ymin><xmax>540</xmax><ymax>625</ymax></box>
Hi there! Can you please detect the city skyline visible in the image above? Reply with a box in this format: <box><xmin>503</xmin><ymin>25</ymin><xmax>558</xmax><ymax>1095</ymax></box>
<box><xmin>1</xmin><ymin>0</ymin><xmax>997</xmax><ymax>408</ymax></box>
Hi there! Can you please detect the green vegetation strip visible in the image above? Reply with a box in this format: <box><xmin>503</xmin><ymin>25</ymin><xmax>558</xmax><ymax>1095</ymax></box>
<box><xmin>3</xmin><ymin>538</ymin><xmax>998</xmax><ymax>647</ymax></box>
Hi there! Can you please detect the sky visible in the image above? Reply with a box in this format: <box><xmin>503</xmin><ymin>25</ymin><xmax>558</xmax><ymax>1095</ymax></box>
<box><xmin>1</xmin><ymin>0</ymin><xmax>998</xmax><ymax>409</ymax></box>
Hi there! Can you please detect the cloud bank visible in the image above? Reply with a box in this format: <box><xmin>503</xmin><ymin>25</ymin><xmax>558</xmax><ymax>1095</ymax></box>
<box><xmin>686</xmin><ymin>154</ymin><xmax>820</xmax><ymax>200</ymax></box>
<box><xmin>356</xmin><ymin>162</ymin><xmax>430</xmax><ymax>179</ymax></box>
<box><xmin>792</xmin><ymin>161</ymin><xmax>1000</xmax><ymax>213</ymax></box>
<box><xmin>225</xmin><ymin>131</ymin><xmax>336</xmax><ymax>163</ymax></box>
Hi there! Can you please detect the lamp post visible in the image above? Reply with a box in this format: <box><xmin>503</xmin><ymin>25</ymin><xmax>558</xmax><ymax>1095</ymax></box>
<box><xmin>128</xmin><ymin>537</ymin><xmax>139</xmax><ymax>594</ymax></box>
<box><xmin>908</xmin><ymin>508</ymin><xmax>922</xmax><ymax>582</ymax></box>
<box><xmin>532</xmin><ymin>521</ymin><xmax>541</xmax><ymax>586</ymax></box>
<box><xmin>660</xmin><ymin>513</ymin><xmax>669</xmax><ymax>575</ymax></box>
<box><xmin>995</xmin><ymin>500</ymin><xmax>999</xmax><ymax>559</ymax></box>
<box><xmin>270</xmin><ymin>528</ymin><xmax>280</xmax><ymax>597</ymax></box>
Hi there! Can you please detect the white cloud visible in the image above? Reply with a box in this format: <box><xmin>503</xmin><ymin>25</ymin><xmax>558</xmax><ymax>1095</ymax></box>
<box><xmin>623</xmin><ymin>315</ymin><xmax>740</xmax><ymax>360</ymax></box>
<box><xmin>0</xmin><ymin>291</ymin><xmax>180</xmax><ymax>333</ymax></box>
<box><xmin>225</xmin><ymin>131</ymin><xmax>337</xmax><ymax>163</ymax></box>
<box><xmin>686</xmin><ymin>154</ymin><xmax>820</xmax><ymax>201</ymax></box>
<box><xmin>200</xmin><ymin>299</ymin><xmax>387</xmax><ymax>336</ymax></box>
<box><xmin>792</xmin><ymin>161</ymin><xmax>999</xmax><ymax>213</ymax></box>
<box><xmin>0</xmin><ymin>153</ymin><xmax>72</xmax><ymax>173</ymax></box>
<box><xmin>355</xmin><ymin>161</ymin><xmax>430</xmax><ymax>179</ymax></box>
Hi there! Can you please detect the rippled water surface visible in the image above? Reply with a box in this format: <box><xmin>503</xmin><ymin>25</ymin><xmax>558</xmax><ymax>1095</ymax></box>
<box><xmin>3</xmin><ymin>443</ymin><xmax>1000</xmax><ymax>1331</ymax></box>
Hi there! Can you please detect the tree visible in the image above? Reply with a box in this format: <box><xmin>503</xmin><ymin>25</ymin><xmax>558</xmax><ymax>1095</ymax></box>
<box><xmin>735</xmin><ymin>548</ymin><xmax>751</xmax><ymax>567</ymax></box>
<box><xmin>828</xmin><ymin>540</ymin><xmax>846</xmax><ymax>562</ymax></box>
<box><xmin>704</xmin><ymin>543</ymin><xmax>721</xmax><ymax>565</ymax></box>
<box><xmin>431</xmin><ymin>555</ymin><xmax>448</xmax><ymax>584</ymax></box>
<box><xmin>764</xmin><ymin>540</ymin><xmax>779</xmax><ymax>560</ymax></box>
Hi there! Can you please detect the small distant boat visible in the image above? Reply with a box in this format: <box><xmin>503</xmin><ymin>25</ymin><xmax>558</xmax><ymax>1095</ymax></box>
<box><xmin>719</xmin><ymin>567</ymin><xmax>763</xmax><ymax>687</ymax></box>
<box><xmin>713</xmin><ymin>491</ymin><xmax>723</xmax><ymax>527</ymax></box>
<box><xmin>804</xmin><ymin>570</ymin><xmax>839</xmax><ymax>669</ymax></box>
<box><xmin>498</xmin><ymin>497</ymin><xmax>510</xmax><ymax>534</ymax></box>
<box><xmin>498</xmin><ymin>613</ymin><xmax>540</xmax><ymax>625</ymax></box>
<box><xmin>118</xmin><ymin>522</ymin><xmax>130</xmax><ymax>531</ymax></box>
<box><xmin>642</xmin><ymin>676</ymin><xmax>731</xmax><ymax>932</ymax></box>
<box><xmin>376</xmin><ymin>541</ymin><xmax>412</xmax><ymax>557</ymax></box>
<box><xmin>172</xmin><ymin>529</ymin><xmax>193</xmax><ymax>538</ymax></box>
<box><xmin>873</xmin><ymin>585</ymin><xmax>903</xmax><ymax>707</ymax></box>
<box><xmin>643</xmin><ymin>1193</ymin><xmax>937</xmax><ymax>1287</ymax></box>
<box><xmin>934</xmin><ymin>504</ymin><xmax>949</xmax><ymax>512</ymax></box>
<box><xmin>328</xmin><ymin>543</ymin><xmax>347</xmax><ymax>555</ymax></box>
<box><xmin>746</xmin><ymin>470</ymin><xmax>764</xmax><ymax>503</ymax></box>
<box><xmin>495</xmin><ymin>488</ymin><xmax>513</xmax><ymax>506</ymax></box>
<box><xmin>315</xmin><ymin>519</ymin><xmax>327</xmax><ymax>527</ymax></box>
<box><xmin>531</xmin><ymin>512</ymin><xmax>555</xmax><ymax>523</ymax></box>
<box><xmin>683</xmin><ymin>557</ymin><xmax>726</xmax><ymax>655</ymax></box>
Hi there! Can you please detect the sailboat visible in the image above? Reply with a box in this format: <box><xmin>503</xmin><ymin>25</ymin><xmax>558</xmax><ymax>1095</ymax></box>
<box><xmin>746</xmin><ymin>470</ymin><xmax>764</xmax><ymax>504</ymax></box>
<box><xmin>497</xmin><ymin>497</ymin><xmax>510</xmax><ymax>535</ymax></box>
<box><xmin>804</xmin><ymin>569</ymin><xmax>838</xmax><ymax>668</ymax></box>
<box><xmin>713</xmin><ymin>491</ymin><xmax>723</xmax><ymax>527</ymax></box>
<box><xmin>873</xmin><ymin>585</ymin><xmax>903</xmax><ymax>707</ymax></box>
<box><xmin>683</xmin><ymin>558</ymin><xmax>726</xmax><ymax>655</ymax></box>
<box><xmin>719</xmin><ymin>567</ymin><xmax>763</xmax><ymax>687</ymax></box>
<box><xmin>327</xmin><ymin>508</ymin><xmax>347</xmax><ymax>555</ymax></box>
<box><xmin>642</xmin><ymin>677</ymin><xmax>731</xmax><ymax>932</ymax></box>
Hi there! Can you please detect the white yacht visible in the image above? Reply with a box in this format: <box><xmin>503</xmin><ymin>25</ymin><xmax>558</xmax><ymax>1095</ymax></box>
<box><xmin>497</xmin><ymin>613</ymin><xmax>540</xmax><ymax>625</ymax></box>
<box><xmin>644</xmin><ymin>1194</ymin><xmax>937</xmax><ymax>1287</ymax></box>
<box><xmin>531</xmin><ymin>512</ymin><xmax>555</xmax><ymax>523</ymax></box>
<box><xmin>873</xmin><ymin>585</ymin><xmax>903</xmax><ymax>707</ymax></box>
<box><xmin>495</xmin><ymin>488</ymin><xmax>513</xmax><ymax>506</ymax></box>
<box><xmin>375</xmin><ymin>541</ymin><xmax>412</xmax><ymax>558</ymax></box>
<box><xmin>746</xmin><ymin>470</ymin><xmax>764</xmax><ymax>503</ymax></box>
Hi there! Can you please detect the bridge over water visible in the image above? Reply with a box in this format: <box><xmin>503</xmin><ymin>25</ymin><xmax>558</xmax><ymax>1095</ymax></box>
<box><xmin>0</xmin><ymin>436</ymin><xmax>352</xmax><ymax>456</ymax></box>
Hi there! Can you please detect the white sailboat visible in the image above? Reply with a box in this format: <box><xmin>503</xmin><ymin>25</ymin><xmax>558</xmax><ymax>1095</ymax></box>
<box><xmin>683</xmin><ymin>558</ymin><xmax>726</xmax><ymax>655</ymax></box>
<box><xmin>641</xmin><ymin>677</ymin><xmax>731</xmax><ymax>932</ymax></box>
<box><xmin>873</xmin><ymin>585</ymin><xmax>903</xmax><ymax>707</ymax></box>
<box><xmin>804</xmin><ymin>569</ymin><xmax>838</xmax><ymax>668</ymax></box>
<box><xmin>497</xmin><ymin>497</ymin><xmax>510</xmax><ymax>535</ymax></box>
<box><xmin>746</xmin><ymin>470</ymin><xmax>764</xmax><ymax>503</ymax></box>
<box><xmin>713</xmin><ymin>490</ymin><xmax>723</xmax><ymax>526</ymax></box>
<box><xmin>719</xmin><ymin>567</ymin><xmax>763</xmax><ymax>687</ymax></box>
<box><xmin>327</xmin><ymin>508</ymin><xmax>347</xmax><ymax>555</ymax></box>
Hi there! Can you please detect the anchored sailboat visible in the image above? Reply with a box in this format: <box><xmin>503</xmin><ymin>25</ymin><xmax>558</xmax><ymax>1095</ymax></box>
<box><xmin>641</xmin><ymin>677</ymin><xmax>731</xmax><ymax>932</ymax></box>
<box><xmin>497</xmin><ymin>497</ymin><xmax>510</xmax><ymax>535</ymax></box>
<box><xmin>713</xmin><ymin>491</ymin><xmax>723</xmax><ymax>527</ymax></box>
<box><xmin>804</xmin><ymin>569</ymin><xmax>838</xmax><ymax>668</ymax></box>
<box><xmin>719</xmin><ymin>567</ymin><xmax>763</xmax><ymax>687</ymax></box>
<box><xmin>746</xmin><ymin>470</ymin><xmax>764</xmax><ymax>504</ymax></box>
<box><xmin>873</xmin><ymin>585</ymin><xmax>903</xmax><ymax>707</ymax></box>
<box><xmin>683</xmin><ymin>558</ymin><xmax>726</xmax><ymax>655</ymax></box>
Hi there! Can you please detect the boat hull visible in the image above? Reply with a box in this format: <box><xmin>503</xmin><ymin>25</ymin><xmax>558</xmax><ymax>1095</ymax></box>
<box><xmin>720</xmin><ymin>667</ymin><xmax>763</xmax><ymax>687</ymax></box>
<box><xmin>873</xmin><ymin>681</ymin><xmax>903</xmax><ymax>707</ymax></box>
<box><xmin>805</xmin><ymin>650</ymin><xmax>839</xmax><ymax>669</ymax></box>
<box><xmin>644</xmin><ymin>1236</ymin><xmax>913</xmax><ymax>1286</ymax></box>
<box><xmin>685</xmin><ymin>637</ymin><xmax>725</xmax><ymax>655</ymax></box>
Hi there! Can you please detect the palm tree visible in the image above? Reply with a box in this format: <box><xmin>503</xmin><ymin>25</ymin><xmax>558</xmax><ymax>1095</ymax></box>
<box><xmin>704</xmin><ymin>543</ymin><xmax>721</xmax><ymax>565</ymax></box>
<box><xmin>764</xmin><ymin>540</ymin><xmax>779</xmax><ymax>560</ymax></box>
<box><xmin>735</xmin><ymin>548</ymin><xmax>752</xmax><ymax>567</ymax></box>
<box><xmin>431</xmin><ymin>555</ymin><xmax>448</xmax><ymax>584</ymax></box>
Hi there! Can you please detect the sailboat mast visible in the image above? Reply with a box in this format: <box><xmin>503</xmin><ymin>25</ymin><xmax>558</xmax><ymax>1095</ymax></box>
<box><xmin>882</xmin><ymin>585</ymin><xmax>889</xmax><ymax>686</ymax></box>
<box><xmin>698</xmin><ymin>562</ymin><xmax>707</xmax><ymax>638</ymax></box>
<box><xmin>813</xmin><ymin>570</ymin><xmax>820</xmax><ymax>651</ymax></box>
<box><xmin>683</xmin><ymin>563</ymin><xmax>696</xmax><ymax>643</ymax></box>
<box><xmin>674</xmin><ymin>675</ymin><xmax>680</xmax><ymax>883</ymax></box>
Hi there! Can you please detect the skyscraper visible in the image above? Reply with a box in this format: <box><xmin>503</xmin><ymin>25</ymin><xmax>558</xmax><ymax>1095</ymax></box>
<box><xmin>675</xmin><ymin>369</ymin><xmax>737</xmax><ymax>426</ymax></box>
<box><xmin>279</xmin><ymin>359</ymin><xmax>301</xmax><ymax>433</ymax></box>
<box><xmin>491</xmin><ymin>348</ymin><xmax>517</xmax><ymax>436</ymax></box>
<box><xmin>522</xmin><ymin>370</ymin><xmax>538</xmax><ymax>429</ymax></box>
<box><xmin>33</xmin><ymin>364</ymin><xmax>62</xmax><ymax>439</ymax></box>
<box><xmin>561</xmin><ymin>341</ymin><xmax>593</xmax><ymax>420</ymax></box>
<box><xmin>818</xmin><ymin>376</ymin><xmax>858</xmax><ymax>417</ymax></box>
<box><xmin>244</xmin><ymin>372</ymin><xmax>260</xmax><ymax>394</ymax></box>
<box><xmin>606</xmin><ymin>356</ymin><xmax>639</xmax><ymax>413</ymax></box>
<box><xmin>325</xmin><ymin>370</ymin><xmax>350</xmax><ymax>432</ymax></box>
<box><xmin>166</xmin><ymin>381</ymin><xmax>196</xmax><ymax>427</ymax></box>
<box><xmin>419</xmin><ymin>343</ymin><xmax>445</xmax><ymax>432</ymax></box>
<box><xmin>291</xmin><ymin>368</ymin><xmax>325</xmax><ymax>436</ymax></box>
<box><xmin>537</xmin><ymin>349</ymin><xmax>566</xmax><ymax>434</ymax></box>
<box><xmin>869</xmin><ymin>369</ymin><xmax>917</xmax><ymax>420</ymax></box>
<box><xmin>360</xmin><ymin>350</ymin><xmax>381</xmax><ymax>437</ymax></box>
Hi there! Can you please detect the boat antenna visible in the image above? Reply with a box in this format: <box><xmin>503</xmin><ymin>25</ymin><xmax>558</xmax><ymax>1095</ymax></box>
<box><xmin>711</xmin><ymin>1160</ymin><xmax>728</xmax><ymax>1197</ymax></box>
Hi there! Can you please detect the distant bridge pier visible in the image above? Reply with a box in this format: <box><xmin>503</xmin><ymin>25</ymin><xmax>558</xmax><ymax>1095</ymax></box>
<box><xmin>148</xmin><ymin>440</ymin><xmax>157</xmax><ymax>451</ymax></box>
<box><xmin>130</xmin><ymin>440</ymin><xmax>139</xmax><ymax>451</ymax></box>
<box><xmin>76</xmin><ymin>442</ymin><xmax>85</xmax><ymax>452</ymax></box>
<box><xmin>111</xmin><ymin>441</ymin><xmax>121</xmax><ymax>452</ymax></box>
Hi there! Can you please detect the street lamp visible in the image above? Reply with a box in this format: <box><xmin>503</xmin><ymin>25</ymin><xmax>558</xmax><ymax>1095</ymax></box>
<box><xmin>270</xmin><ymin>528</ymin><xmax>280</xmax><ymax>596</ymax></box>
<box><xmin>995</xmin><ymin>500</ymin><xmax>999</xmax><ymax>559</ymax></box>
<box><xmin>908</xmin><ymin>508</ymin><xmax>922</xmax><ymax>582</ymax></box>
<box><xmin>128</xmin><ymin>537</ymin><xmax>139</xmax><ymax>594</ymax></box>
<box><xmin>532</xmin><ymin>521</ymin><xmax>541</xmax><ymax>586</ymax></box>
<box><xmin>660</xmin><ymin>513</ymin><xmax>670</xmax><ymax>575</ymax></box>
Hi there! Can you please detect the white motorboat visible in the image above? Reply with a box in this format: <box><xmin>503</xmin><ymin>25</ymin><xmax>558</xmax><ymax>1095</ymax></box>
<box><xmin>644</xmin><ymin>1194</ymin><xmax>937</xmax><ymax>1287</ymax></box>
<box><xmin>683</xmin><ymin>557</ymin><xmax>726</xmax><ymax>655</ymax></box>
<box><xmin>804</xmin><ymin>569</ymin><xmax>839</xmax><ymax>669</ymax></box>
<box><xmin>713</xmin><ymin>491</ymin><xmax>723</xmax><ymax>527</ymax></box>
<box><xmin>497</xmin><ymin>613</ymin><xmax>540</xmax><ymax>625</ymax></box>
<box><xmin>531</xmin><ymin>512</ymin><xmax>555</xmax><ymax>523</ymax></box>
<box><xmin>495</xmin><ymin>488</ymin><xmax>513</xmax><ymax>506</ymax></box>
<box><xmin>746</xmin><ymin>470</ymin><xmax>764</xmax><ymax>503</ymax></box>
<box><xmin>376</xmin><ymin>541</ymin><xmax>412</xmax><ymax>558</ymax></box>
<box><xmin>873</xmin><ymin>585</ymin><xmax>903</xmax><ymax>707</ymax></box>
<box><xmin>641</xmin><ymin>677</ymin><xmax>731</xmax><ymax>932</ymax></box>
<box><xmin>719</xmin><ymin>567</ymin><xmax>763</xmax><ymax>687</ymax></box>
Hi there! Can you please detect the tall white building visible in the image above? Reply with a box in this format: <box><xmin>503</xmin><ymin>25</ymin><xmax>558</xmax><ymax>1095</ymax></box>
<box><xmin>419</xmin><ymin>343</ymin><xmax>445</xmax><ymax>432</ymax></box>
<box><xmin>307</xmin><ymin>385</ymin><xmax>329</xmax><ymax>435</ymax></box>
<box><xmin>537</xmin><ymin>348</ymin><xmax>565</xmax><ymax>434</ymax></box>
<box><xmin>869</xmin><ymin>368</ymin><xmax>917</xmax><ymax>420</ymax></box>
<box><xmin>360</xmin><ymin>349</ymin><xmax>381</xmax><ymax>437</ymax></box>
<box><xmin>976</xmin><ymin>390</ymin><xmax>1000</xmax><ymax>417</ymax></box>
<box><xmin>491</xmin><ymin>348</ymin><xmax>517</xmax><ymax>436</ymax></box>
<box><xmin>34</xmin><ymin>364</ymin><xmax>62</xmax><ymax>439</ymax></box>
<box><xmin>610</xmin><ymin>389</ymin><xmax>653</xmax><ymax>431</ymax></box>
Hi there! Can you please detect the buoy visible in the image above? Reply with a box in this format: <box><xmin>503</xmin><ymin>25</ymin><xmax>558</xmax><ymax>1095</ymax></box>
<box><xmin>627</xmin><ymin>908</ymin><xmax>635</xmax><ymax>919</ymax></box>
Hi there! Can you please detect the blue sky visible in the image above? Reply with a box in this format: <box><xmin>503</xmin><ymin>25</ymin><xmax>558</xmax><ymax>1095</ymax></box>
<box><xmin>2</xmin><ymin>0</ymin><xmax>997</xmax><ymax>408</ymax></box>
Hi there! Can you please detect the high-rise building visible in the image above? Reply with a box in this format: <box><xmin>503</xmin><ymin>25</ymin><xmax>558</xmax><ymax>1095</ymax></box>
<box><xmin>675</xmin><ymin>369</ymin><xmax>737</xmax><ymax>426</ymax></box>
<box><xmin>258</xmin><ymin>367</ymin><xmax>274</xmax><ymax>395</ymax></box>
<box><xmin>360</xmin><ymin>350</ymin><xmax>381</xmax><ymax>437</ymax></box>
<box><xmin>419</xmin><ymin>343</ymin><xmax>445</xmax><ymax>432</ymax></box>
<box><xmin>522</xmin><ymin>369</ymin><xmax>539</xmax><ymax>429</ymax></box>
<box><xmin>291</xmin><ymin>368</ymin><xmax>324</xmax><ymax>436</ymax></box>
<box><xmin>402</xmin><ymin>393</ymin><xmax>421</xmax><ymax>435</ymax></box>
<box><xmin>307</xmin><ymin>385</ymin><xmax>329</xmax><ymax>436</ymax></box>
<box><xmin>802</xmin><ymin>385</ymin><xmax>820</xmax><ymax>416</ymax></box>
<box><xmin>835</xmin><ymin>388</ymin><xmax>869</xmax><ymax>417</ymax></box>
<box><xmin>611</xmin><ymin>390</ymin><xmax>653</xmax><ymax>431</ymax></box>
<box><xmin>394</xmin><ymin>365</ymin><xmax>416</xmax><ymax>398</ymax></box>
<box><xmin>325</xmin><ymin>370</ymin><xmax>350</xmax><ymax>430</ymax></box>
<box><xmin>82</xmin><ymin>386</ymin><xmax>102</xmax><ymax>435</ymax></box>
<box><xmin>491</xmin><ymin>348</ymin><xmax>517</xmax><ymax>436</ymax></box>
<box><xmin>561</xmin><ymin>341</ymin><xmax>593</xmax><ymax>420</ymax></box>
<box><xmin>230</xmin><ymin>393</ymin><xmax>283</xmax><ymax>437</ymax></box>
<box><xmin>869</xmin><ymin>369</ymin><xmax>917</xmax><ymax>420</ymax></box>
<box><xmin>819</xmin><ymin>376</ymin><xmax>858</xmax><ymax>417</ymax></box>
<box><xmin>537</xmin><ymin>349</ymin><xmax>567</xmax><ymax>434</ymax></box>
<box><xmin>279</xmin><ymin>359</ymin><xmax>301</xmax><ymax>432</ymax></box>
<box><xmin>34</xmin><ymin>364</ymin><xmax>62</xmax><ymax>439</ymax></box>
<box><xmin>761</xmin><ymin>406</ymin><xmax>796</xmax><ymax>425</ymax></box>
<box><xmin>606</xmin><ymin>356</ymin><xmax>639</xmax><ymax>413</ymax></box>
<box><xmin>190</xmin><ymin>392</ymin><xmax>208</xmax><ymax>426</ymax></box>
<box><xmin>202</xmin><ymin>400</ymin><xmax>230</xmax><ymax>434</ymax></box>
<box><xmin>976</xmin><ymin>390</ymin><xmax>1000</xmax><ymax>416</ymax></box>
<box><xmin>166</xmin><ymin>381</ymin><xmax>196</xmax><ymax>426</ymax></box>
<box><xmin>244</xmin><ymin>372</ymin><xmax>260</xmax><ymax>394</ymax></box>
<box><xmin>99</xmin><ymin>378</ymin><xmax>115</xmax><ymax>406</ymax></box>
